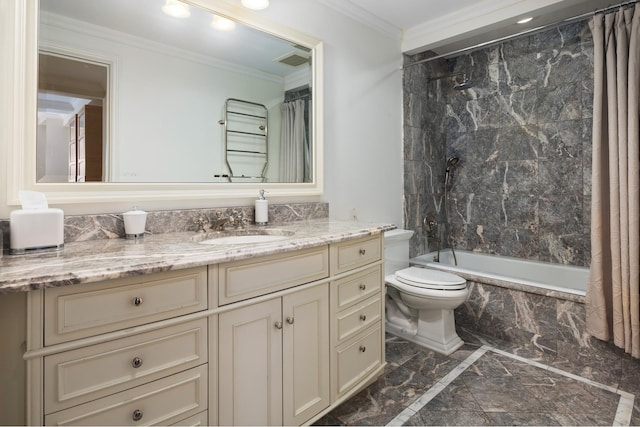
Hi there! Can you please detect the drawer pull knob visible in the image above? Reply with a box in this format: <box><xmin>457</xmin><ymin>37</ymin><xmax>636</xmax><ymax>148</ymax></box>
<box><xmin>360</xmin><ymin>314</ymin><xmax>367</xmax><ymax>322</ymax></box>
<box><xmin>133</xmin><ymin>297</ymin><xmax>143</xmax><ymax>306</ymax></box>
<box><xmin>359</xmin><ymin>284</ymin><xmax>366</xmax><ymax>291</ymax></box>
<box><xmin>359</xmin><ymin>345</ymin><xmax>366</xmax><ymax>353</ymax></box>
<box><xmin>132</xmin><ymin>357</ymin><xmax>143</xmax><ymax>368</ymax></box>
<box><xmin>132</xmin><ymin>409</ymin><xmax>143</xmax><ymax>422</ymax></box>
<box><xmin>286</xmin><ymin>317</ymin><xmax>294</xmax><ymax>325</ymax></box>
<box><xmin>359</xmin><ymin>249</ymin><xmax>366</xmax><ymax>255</ymax></box>
<box><xmin>275</xmin><ymin>321</ymin><xmax>283</xmax><ymax>330</ymax></box>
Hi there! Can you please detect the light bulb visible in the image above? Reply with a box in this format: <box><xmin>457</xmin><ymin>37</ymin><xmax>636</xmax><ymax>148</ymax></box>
<box><xmin>241</xmin><ymin>0</ymin><xmax>270</xmax><ymax>10</ymax></box>
<box><xmin>162</xmin><ymin>0</ymin><xmax>190</xmax><ymax>18</ymax></box>
<box><xmin>211</xmin><ymin>15</ymin><xmax>236</xmax><ymax>31</ymax></box>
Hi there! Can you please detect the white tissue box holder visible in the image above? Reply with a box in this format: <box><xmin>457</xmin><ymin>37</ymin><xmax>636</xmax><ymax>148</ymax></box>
<box><xmin>10</xmin><ymin>208</ymin><xmax>64</xmax><ymax>254</ymax></box>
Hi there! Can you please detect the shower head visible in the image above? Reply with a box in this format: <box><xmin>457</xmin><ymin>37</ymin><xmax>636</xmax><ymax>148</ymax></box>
<box><xmin>453</xmin><ymin>74</ymin><xmax>472</xmax><ymax>90</ymax></box>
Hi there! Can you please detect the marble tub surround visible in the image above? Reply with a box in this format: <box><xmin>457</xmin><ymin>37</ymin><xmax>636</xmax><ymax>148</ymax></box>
<box><xmin>403</xmin><ymin>20</ymin><xmax>593</xmax><ymax>267</ymax></box>
<box><xmin>454</xmin><ymin>280</ymin><xmax>640</xmax><ymax>390</ymax></box>
<box><xmin>0</xmin><ymin>218</ymin><xmax>393</xmax><ymax>294</ymax></box>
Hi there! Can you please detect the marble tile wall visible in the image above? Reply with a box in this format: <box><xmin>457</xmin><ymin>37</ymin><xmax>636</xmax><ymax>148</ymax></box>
<box><xmin>0</xmin><ymin>202</ymin><xmax>328</xmax><ymax>247</ymax></box>
<box><xmin>403</xmin><ymin>21</ymin><xmax>593</xmax><ymax>267</ymax></box>
<box><xmin>454</xmin><ymin>282</ymin><xmax>636</xmax><ymax>379</ymax></box>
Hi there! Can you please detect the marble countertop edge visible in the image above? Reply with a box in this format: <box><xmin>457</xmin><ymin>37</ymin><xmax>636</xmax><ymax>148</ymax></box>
<box><xmin>0</xmin><ymin>220</ymin><xmax>396</xmax><ymax>294</ymax></box>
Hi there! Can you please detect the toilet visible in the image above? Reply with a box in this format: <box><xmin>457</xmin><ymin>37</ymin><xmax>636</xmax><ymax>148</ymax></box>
<box><xmin>384</xmin><ymin>229</ymin><xmax>468</xmax><ymax>355</ymax></box>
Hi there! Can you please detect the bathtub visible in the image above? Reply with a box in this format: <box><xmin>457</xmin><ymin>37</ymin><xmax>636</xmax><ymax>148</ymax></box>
<box><xmin>410</xmin><ymin>249</ymin><xmax>589</xmax><ymax>300</ymax></box>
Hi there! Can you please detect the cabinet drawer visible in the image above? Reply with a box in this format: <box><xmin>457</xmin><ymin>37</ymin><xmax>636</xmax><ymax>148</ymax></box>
<box><xmin>335</xmin><ymin>294</ymin><xmax>382</xmax><ymax>343</ymax></box>
<box><xmin>219</xmin><ymin>246</ymin><xmax>329</xmax><ymax>305</ymax></box>
<box><xmin>171</xmin><ymin>410</ymin><xmax>207</xmax><ymax>426</ymax></box>
<box><xmin>330</xmin><ymin>235</ymin><xmax>382</xmax><ymax>275</ymax></box>
<box><xmin>334</xmin><ymin>322</ymin><xmax>382</xmax><ymax>399</ymax></box>
<box><xmin>44</xmin><ymin>318</ymin><xmax>208</xmax><ymax>414</ymax></box>
<box><xmin>333</xmin><ymin>265</ymin><xmax>382</xmax><ymax>311</ymax></box>
<box><xmin>44</xmin><ymin>267</ymin><xmax>208</xmax><ymax>345</ymax></box>
<box><xmin>44</xmin><ymin>365</ymin><xmax>208</xmax><ymax>426</ymax></box>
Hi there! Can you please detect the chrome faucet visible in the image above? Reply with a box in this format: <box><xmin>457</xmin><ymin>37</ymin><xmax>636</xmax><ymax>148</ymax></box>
<box><xmin>210</xmin><ymin>211</ymin><xmax>231</xmax><ymax>231</ymax></box>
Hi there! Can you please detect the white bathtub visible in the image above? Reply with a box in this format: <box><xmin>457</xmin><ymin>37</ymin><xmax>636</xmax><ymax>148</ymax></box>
<box><xmin>410</xmin><ymin>249</ymin><xmax>589</xmax><ymax>299</ymax></box>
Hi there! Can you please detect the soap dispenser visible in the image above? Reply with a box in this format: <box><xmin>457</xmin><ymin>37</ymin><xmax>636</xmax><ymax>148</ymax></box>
<box><xmin>255</xmin><ymin>189</ymin><xmax>268</xmax><ymax>226</ymax></box>
<box><xmin>122</xmin><ymin>206</ymin><xmax>147</xmax><ymax>239</ymax></box>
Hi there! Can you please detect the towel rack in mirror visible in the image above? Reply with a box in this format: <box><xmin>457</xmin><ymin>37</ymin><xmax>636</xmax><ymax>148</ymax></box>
<box><xmin>218</xmin><ymin>98</ymin><xmax>268</xmax><ymax>182</ymax></box>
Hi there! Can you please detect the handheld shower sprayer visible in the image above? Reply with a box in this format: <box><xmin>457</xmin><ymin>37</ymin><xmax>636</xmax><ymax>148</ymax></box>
<box><xmin>443</xmin><ymin>156</ymin><xmax>460</xmax><ymax>266</ymax></box>
<box><xmin>444</xmin><ymin>156</ymin><xmax>459</xmax><ymax>188</ymax></box>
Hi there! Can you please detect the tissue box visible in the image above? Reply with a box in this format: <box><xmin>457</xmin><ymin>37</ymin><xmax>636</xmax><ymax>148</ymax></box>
<box><xmin>10</xmin><ymin>208</ymin><xmax>64</xmax><ymax>254</ymax></box>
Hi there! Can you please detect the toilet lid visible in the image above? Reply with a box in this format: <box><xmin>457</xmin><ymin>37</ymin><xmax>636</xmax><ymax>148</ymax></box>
<box><xmin>395</xmin><ymin>267</ymin><xmax>466</xmax><ymax>290</ymax></box>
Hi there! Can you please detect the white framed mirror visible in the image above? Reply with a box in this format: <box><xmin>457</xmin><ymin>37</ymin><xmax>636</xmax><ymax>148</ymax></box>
<box><xmin>5</xmin><ymin>0</ymin><xmax>323</xmax><ymax>206</ymax></box>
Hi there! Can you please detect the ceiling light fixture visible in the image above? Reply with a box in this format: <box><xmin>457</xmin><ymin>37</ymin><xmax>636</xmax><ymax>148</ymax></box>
<box><xmin>211</xmin><ymin>15</ymin><xmax>236</xmax><ymax>31</ymax></box>
<box><xmin>517</xmin><ymin>17</ymin><xmax>533</xmax><ymax>24</ymax></box>
<box><xmin>162</xmin><ymin>0</ymin><xmax>190</xmax><ymax>18</ymax></box>
<box><xmin>241</xmin><ymin>0</ymin><xmax>270</xmax><ymax>10</ymax></box>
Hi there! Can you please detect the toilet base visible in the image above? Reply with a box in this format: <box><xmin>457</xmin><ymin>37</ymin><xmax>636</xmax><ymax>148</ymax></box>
<box><xmin>385</xmin><ymin>308</ymin><xmax>464</xmax><ymax>356</ymax></box>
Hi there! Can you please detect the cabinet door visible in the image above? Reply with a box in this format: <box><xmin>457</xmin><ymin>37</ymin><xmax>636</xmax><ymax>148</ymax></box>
<box><xmin>282</xmin><ymin>285</ymin><xmax>330</xmax><ymax>426</ymax></box>
<box><xmin>218</xmin><ymin>299</ymin><xmax>282</xmax><ymax>426</ymax></box>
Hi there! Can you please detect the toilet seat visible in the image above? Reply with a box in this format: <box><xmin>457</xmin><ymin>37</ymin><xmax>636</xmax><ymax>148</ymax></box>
<box><xmin>395</xmin><ymin>267</ymin><xmax>466</xmax><ymax>291</ymax></box>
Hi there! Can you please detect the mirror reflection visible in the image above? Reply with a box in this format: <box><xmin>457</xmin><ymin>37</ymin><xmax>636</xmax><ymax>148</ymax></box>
<box><xmin>37</xmin><ymin>0</ymin><xmax>313</xmax><ymax>184</ymax></box>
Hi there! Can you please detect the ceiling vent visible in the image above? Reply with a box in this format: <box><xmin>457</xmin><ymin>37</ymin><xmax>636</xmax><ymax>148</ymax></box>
<box><xmin>276</xmin><ymin>52</ymin><xmax>310</xmax><ymax>67</ymax></box>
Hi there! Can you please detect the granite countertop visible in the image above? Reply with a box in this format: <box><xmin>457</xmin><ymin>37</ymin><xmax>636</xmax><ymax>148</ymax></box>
<box><xmin>0</xmin><ymin>219</ymin><xmax>396</xmax><ymax>294</ymax></box>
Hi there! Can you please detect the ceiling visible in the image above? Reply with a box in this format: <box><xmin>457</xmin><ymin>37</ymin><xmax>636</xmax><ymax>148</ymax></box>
<box><xmin>321</xmin><ymin>0</ymin><xmax>621</xmax><ymax>55</ymax></box>
<box><xmin>39</xmin><ymin>0</ymin><xmax>626</xmax><ymax>71</ymax></box>
<box><xmin>39</xmin><ymin>0</ymin><xmax>311</xmax><ymax>78</ymax></box>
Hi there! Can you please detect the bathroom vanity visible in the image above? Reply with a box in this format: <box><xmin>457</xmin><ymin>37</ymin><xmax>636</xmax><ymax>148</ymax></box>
<box><xmin>0</xmin><ymin>219</ymin><xmax>393</xmax><ymax>426</ymax></box>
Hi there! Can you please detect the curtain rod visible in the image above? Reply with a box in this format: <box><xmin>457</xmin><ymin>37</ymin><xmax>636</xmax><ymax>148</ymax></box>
<box><xmin>404</xmin><ymin>0</ymin><xmax>639</xmax><ymax>68</ymax></box>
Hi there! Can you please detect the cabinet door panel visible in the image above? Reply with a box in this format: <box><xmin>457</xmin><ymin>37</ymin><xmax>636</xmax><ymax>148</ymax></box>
<box><xmin>218</xmin><ymin>299</ymin><xmax>282</xmax><ymax>426</ymax></box>
<box><xmin>282</xmin><ymin>285</ymin><xmax>329</xmax><ymax>426</ymax></box>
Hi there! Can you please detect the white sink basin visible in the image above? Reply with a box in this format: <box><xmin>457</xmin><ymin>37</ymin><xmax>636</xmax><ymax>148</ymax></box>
<box><xmin>195</xmin><ymin>229</ymin><xmax>295</xmax><ymax>245</ymax></box>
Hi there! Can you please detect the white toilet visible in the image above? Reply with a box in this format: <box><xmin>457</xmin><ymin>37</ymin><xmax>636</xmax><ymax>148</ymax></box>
<box><xmin>384</xmin><ymin>229</ymin><xmax>468</xmax><ymax>355</ymax></box>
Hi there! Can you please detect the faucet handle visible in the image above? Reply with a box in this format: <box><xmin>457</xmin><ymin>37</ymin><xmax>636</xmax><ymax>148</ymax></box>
<box><xmin>233</xmin><ymin>210</ymin><xmax>247</xmax><ymax>229</ymax></box>
<box><xmin>194</xmin><ymin>217</ymin><xmax>208</xmax><ymax>233</ymax></box>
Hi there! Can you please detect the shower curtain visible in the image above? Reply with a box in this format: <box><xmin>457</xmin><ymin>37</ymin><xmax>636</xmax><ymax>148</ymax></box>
<box><xmin>279</xmin><ymin>99</ymin><xmax>307</xmax><ymax>182</ymax></box>
<box><xmin>586</xmin><ymin>4</ymin><xmax>640</xmax><ymax>358</ymax></box>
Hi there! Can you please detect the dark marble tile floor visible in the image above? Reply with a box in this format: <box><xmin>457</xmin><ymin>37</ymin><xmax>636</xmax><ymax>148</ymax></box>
<box><xmin>315</xmin><ymin>330</ymin><xmax>639</xmax><ymax>426</ymax></box>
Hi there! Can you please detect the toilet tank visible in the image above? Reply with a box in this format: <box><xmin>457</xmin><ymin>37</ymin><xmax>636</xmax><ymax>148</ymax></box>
<box><xmin>384</xmin><ymin>229</ymin><xmax>414</xmax><ymax>274</ymax></box>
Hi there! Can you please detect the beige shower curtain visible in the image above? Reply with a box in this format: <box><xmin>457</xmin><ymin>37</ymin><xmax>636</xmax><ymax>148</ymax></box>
<box><xmin>586</xmin><ymin>4</ymin><xmax>640</xmax><ymax>358</ymax></box>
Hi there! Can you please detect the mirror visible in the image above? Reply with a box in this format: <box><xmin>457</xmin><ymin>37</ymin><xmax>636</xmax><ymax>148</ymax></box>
<box><xmin>37</xmin><ymin>0</ymin><xmax>315</xmax><ymax>184</ymax></box>
<box><xmin>6</xmin><ymin>0</ymin><xmax>323</xmax><ymax>207</ymax></box>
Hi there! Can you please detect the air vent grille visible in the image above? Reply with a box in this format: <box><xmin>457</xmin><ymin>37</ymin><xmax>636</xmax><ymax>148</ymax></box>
<box><xmin>276</xmin><ymin>52</ymin><xmax>310</xmax><ymax>67</ymax></box>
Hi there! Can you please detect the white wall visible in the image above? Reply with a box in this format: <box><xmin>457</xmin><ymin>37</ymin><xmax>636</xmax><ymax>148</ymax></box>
<box><xmin>1</xmin><ymin>0</ymin><xmax>404</xmax><ymax>226</ymax></box>
<box><xmin>36</xmin><ymin>118</ymin><xmax>68</xmax><ymax>182</ymax></box>
<box><xmin>258</xmin><ymin>1</ymin><xmax>403</xmax><ymax>224</ymax></box>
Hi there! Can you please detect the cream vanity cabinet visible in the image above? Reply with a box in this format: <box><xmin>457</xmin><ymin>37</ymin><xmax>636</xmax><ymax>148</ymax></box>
<box><xmin>25</xmin><ymin>234</ymin><xmax>385</xmax><ymax>426</ymax></box>
<box><xmin>217</xmin><ymin>247</ymin><xmax>330</xmax><ymax>426</ymax></box>
<box><xmin>30</xmin><ymin>267</ymin><xmax>210</xmax><ymax>426</ymax></box>
<box><xmin>216</xmin><ymin>237</ymin><xmax>384</xmax><ymax>425</ymax></box>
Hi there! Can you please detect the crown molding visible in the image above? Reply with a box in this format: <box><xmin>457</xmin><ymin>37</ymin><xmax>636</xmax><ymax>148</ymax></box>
<box><xmin>317</xmin><ymin>0</ymin><xmax>402</xmax><ymax>41</ymax></box>
<box><xmin>402</xmin><ymin>0</ymin><xmax>571</xmax><ymax>53</ymax></box>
